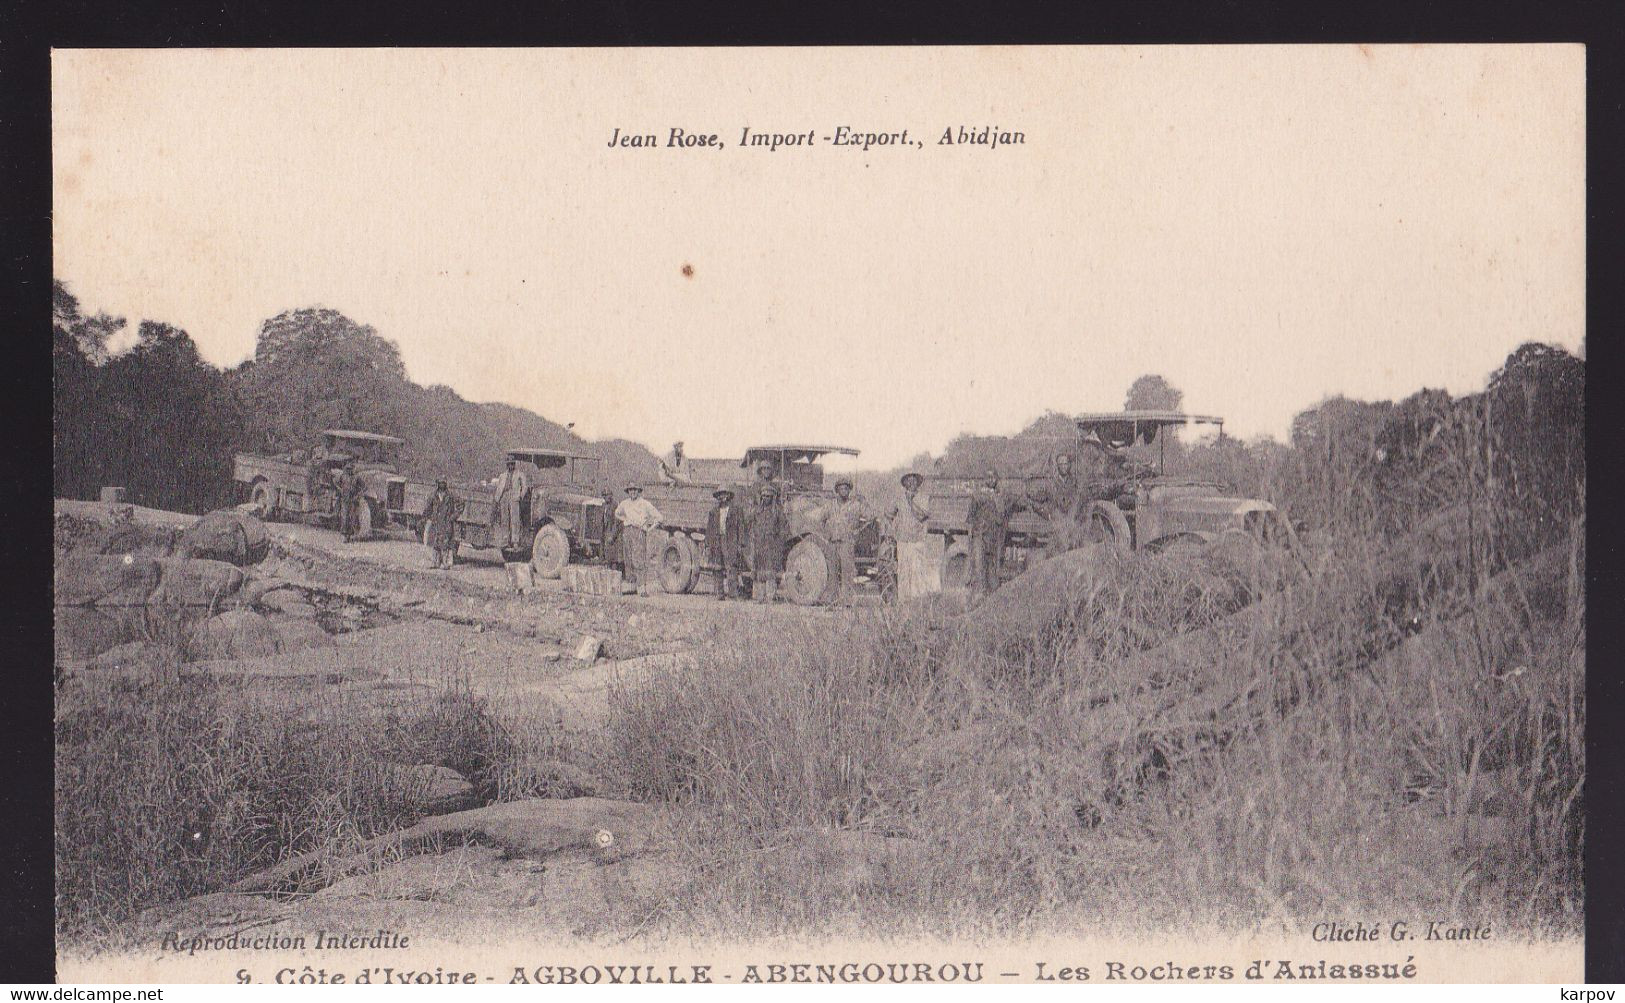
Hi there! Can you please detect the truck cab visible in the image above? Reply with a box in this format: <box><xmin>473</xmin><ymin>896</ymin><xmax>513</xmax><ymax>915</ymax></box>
<box><xmin>1071</xmin><ymin>411</ymin><xmax>1296</xmax><ymax>554</ymax></box>
<box><xmin>739</xmin><ymin>445</ymin><xmax>884</xmax><ymax>604</ymax></box>
<box><xmin>505</xmin><ymin>447</ymin><xmax>612</xmax><ymax>577</ymax></box>
<box><xmin>234</xmin><ymin>429</ymin><xmax>405</xmax><ymax>538</ymax></box>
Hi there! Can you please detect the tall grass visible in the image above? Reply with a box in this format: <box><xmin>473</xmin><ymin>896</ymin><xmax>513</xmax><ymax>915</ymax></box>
<box><xmin>54</xmin><ymin>662</ymin><xmax>519</xmax><ymax>940</ymax></box>
<box><xmin>600</xmin><ymin>522</ymin><xmax>1584</xmax><ymax>939</ymax></box>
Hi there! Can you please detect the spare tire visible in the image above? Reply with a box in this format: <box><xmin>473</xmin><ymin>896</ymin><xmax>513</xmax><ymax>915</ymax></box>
<box><xmin>658</xmin><ymin>533</ymin><xmax>700</xmax><ymax>594</ymax></box>
<box><xmin>1085</xmin><ymin>501</ymin><xmax>1133</xmax><ymax>552</ymax></box>
<box><xmin>250</xmin><ymin>481</ymin><xmax>276</xmax><ymax>520</ymax></box>
<box><xmin>783</xmin><ymin>536</ymin><xmax>839</xmax><ymax>606</ymax></box>
<box><xmin>530</xmin><ymin>523</ymin><xmax>570</xmax><ymax>579</ymax></box>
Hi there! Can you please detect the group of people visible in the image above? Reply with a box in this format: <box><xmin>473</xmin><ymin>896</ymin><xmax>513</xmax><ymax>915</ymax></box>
<box><xmin>615</xmin><ymin>457</ymin><xmax>798</xmax><ymax>602</ymax></box>
<box><xmin>407</xmin><ymin>432</ymin><xmax>1144</xmax><ymax>600</ymax></box>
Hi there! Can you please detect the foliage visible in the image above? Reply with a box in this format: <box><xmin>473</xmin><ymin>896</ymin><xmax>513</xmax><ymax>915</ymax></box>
<box><xmin>1124</xmin><ymin>372</ymin><xmax>1183</xmax><ymax>412</ymax></box>
<box><xmin>54</xmin><ymin>668</ymin><xmax>513</xmax><ymax>938</ymax></box>
<box><xmin>51</xmin><ymin>281</ymin><xmax>660</xmax><ymax>512</ymax></box>
<box><xmin>54</xmin><ymin>288</ymin><xmax>247</xmax><ymax>513</ymax></box>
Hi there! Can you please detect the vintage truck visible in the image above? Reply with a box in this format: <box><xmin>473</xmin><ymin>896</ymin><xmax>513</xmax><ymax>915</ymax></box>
<box><xmin>233</xmin><ymin>429</ymin><xmax>407</xmax><ymax>539</ymax></box>
<box><xmin>391</xmin><ymin>447</ymin><xmax>615</xmax><ymax>576</ymax></box>
<box><xmin>638</xmin><ymin>444</ymin><xmax>887</xmax><ymax>604</ymax></box>
<box><xmin>931</xmin><ymin>412</ymin><xmax>1298</xmax><ymax>587</ymax></box>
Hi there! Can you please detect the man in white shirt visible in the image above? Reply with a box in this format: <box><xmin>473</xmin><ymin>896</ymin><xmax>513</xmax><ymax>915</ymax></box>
<box><xmin>614</xmin><ymin>483</ymin><xmax>664</xmax><ymax>596</ymax></box>
<box><xmin>490</xmin><ymin>457</ymin><xmax>530</xmax><ymax>551</ymax></box>
<box><xmin>891</xmin><ymin>471</ymin><xmax>941</xmax><ymax>601</ymax></box>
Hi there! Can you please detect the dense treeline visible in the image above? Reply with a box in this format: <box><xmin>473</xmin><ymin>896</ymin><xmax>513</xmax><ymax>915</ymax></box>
<box><xmin>860</xmin><ymin>351</ymin><xmax>1582</xmax><ymax>560</ymax></box>
<box><xmin>52</xmin><ymin>282</ymin><xmax>660</xmax><ymax>514</ymax></box>
<box><xmin>55</xmin><ymin>276</ymin><xmax>1583</xmax><ymax>554</ymax></box>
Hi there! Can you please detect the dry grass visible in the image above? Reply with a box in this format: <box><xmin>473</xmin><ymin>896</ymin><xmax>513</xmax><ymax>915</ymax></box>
<box><xmin>599</xmin><ymin>521</ymin><xmax>1584</xmax><ymax>941</ymax></box>
<box><xmin>53</xmin><ymin>650</ymin><xmax>529</xmax><ymax>941</ymax></box>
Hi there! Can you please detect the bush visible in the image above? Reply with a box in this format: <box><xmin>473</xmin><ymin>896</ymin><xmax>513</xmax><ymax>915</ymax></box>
<box><xmin>54</xmin><ymin>669</ymin><xmax>515</xmax><ymax>940</ymax></box>
<box><xmin>599</xmin><ymin>527</ymin><xmax>1584</xmax><ymax>939</ymax></box>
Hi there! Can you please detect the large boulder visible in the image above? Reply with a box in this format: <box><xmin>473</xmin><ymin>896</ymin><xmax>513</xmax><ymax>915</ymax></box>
<box><xmin>189</xmin><ymin>609</ymin><xmax>282</xmax><ymax>660</ymax></box>
<box><xmin>272</xmin><ymin>618</ymin><xmax>335</xmax><ymax>654</ymax></box>
<box><xmin>179</xmin><ymin>509</ymin><xmax>270</xmax><ymax>567</ymax></box>
<box><xmin>83</xmin><ymin>522</ymin><xmax>181</xmax><ymax>558</ymax></box>
<box><xmin>382</xmin><ymin>764</ymin><xmax>478</xmax><ymax>816</ymax></box>
<box><xmin>55</xmin><ymin>607</ymin><xmax>139</xmax><ymax>661</ymax></box>
<box><xmin>258</xmin><ymin>588</ymin><xmax>317</xmax><ymax>619</ymax></box>
<box><xmin>54</xmin><ymin>553</ymin><xmax>162</xmax><ymax>607</ymax></box>
<box><xmin>154</xmin><ymin>559</ymin><xmax>245</xmax><ymax>606</ymax></box>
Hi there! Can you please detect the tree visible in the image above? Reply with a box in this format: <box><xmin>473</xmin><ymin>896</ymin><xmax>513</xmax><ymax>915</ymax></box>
<box><xmin>1483</xmin><ymin>342</ymin><xmax>1584</xmax><ymax>546</ymax></box>
<box><xmin>1124</xmin><ymin>374</ymin><xmax>1183</xmax><ymax>413</ymax></box>
<box><xmin>97</xmin><ymin>322</ymin><xmax>244</xmax><ymax>511</ymax></box>
<box><xmin>237</xmin><ymin>308</ymin><xmax>412</xmax><ymax>452</ymax></box>
<box><xmin>53</xmin><ymin>279</ymin><xmax>125</xmax><ymax>364</ymax></box>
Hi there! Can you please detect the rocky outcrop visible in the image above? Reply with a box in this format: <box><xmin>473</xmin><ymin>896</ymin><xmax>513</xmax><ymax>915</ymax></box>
<box><xmin>229</xmin><ymin>797</ymin><xmax>659</xmax><ymax>895</ymax></box>
<box><xmin>382</xmin><ymin>764</ymin><xmax>477</xmax><ymax>815</ymax></box>
<box><xmin>55</xmin><ymin>554</ymin><xmax>244</xmax><ymax>608</ymax></box>
<box><xmin>179</xmin><ymin>509</ymin><xmax>270</xmax><ymax>567</ymax></box>
<box><xmin>190</xmin><ymin>610</ymin><xmax>283</xmax><ymax>660</ymax></box>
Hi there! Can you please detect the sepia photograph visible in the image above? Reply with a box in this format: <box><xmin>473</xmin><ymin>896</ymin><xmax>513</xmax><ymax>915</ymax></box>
<box><xmin>50</xmin><ymin>45</ymin><xmax>1585</xmax><ymax>983</ymax></box>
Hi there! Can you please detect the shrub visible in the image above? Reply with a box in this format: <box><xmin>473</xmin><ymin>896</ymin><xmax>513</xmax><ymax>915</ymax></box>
<box><xmin>54</xmin><ymin>668</ymin><xmax>515</xmax><ymax>940</ymax></box>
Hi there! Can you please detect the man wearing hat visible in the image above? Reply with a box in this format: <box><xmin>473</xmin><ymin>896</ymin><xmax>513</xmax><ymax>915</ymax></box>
<box><xmin>658</xmin><ymin>441</ymin><xmax>694</xmax><ymax>486</ymax></box>
<box><xmin>891</xmin><ymin>471</ymin><xmax>940</xmax><ymax>601</ymax></box>
<box><xmin>490</xmin><ymin>457</ymin><xmax>530</xmax><ymax>552</ymax></box>
<box><xmin>614</xmin><ymin>483</ymin><xmax>664</xmax><ymax>596</ymax></box>
<box><xmin>421</xmin><ymin>478</ymin><xmax>463</xmax><ymax>569</ymax></box>
<box><xmin>705</xmin><ymin>484</ymin><xmax>749</xmax><ymax>601</ymax></box>
<box><xmin>747</xmin><ymin>481</ymin><xmax>789</xmax><ymax>603</ymax></box>
<box><xmin>823</xmin><ymin>476</ymin><xmax>873</xmax><ymax>606</ymax></box>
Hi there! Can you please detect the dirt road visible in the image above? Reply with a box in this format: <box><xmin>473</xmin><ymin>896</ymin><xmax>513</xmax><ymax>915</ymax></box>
<box><xmin>55</xmin><ymin>498</ymin><xmax>874</xmax><ymax>717</ymax></box>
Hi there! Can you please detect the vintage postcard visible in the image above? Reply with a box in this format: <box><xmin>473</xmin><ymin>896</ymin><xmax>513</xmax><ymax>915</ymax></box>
<box><xmin>51</xmin><ymin>45</ymin><xmax>1585</xmax><ymax>984</ymax></box>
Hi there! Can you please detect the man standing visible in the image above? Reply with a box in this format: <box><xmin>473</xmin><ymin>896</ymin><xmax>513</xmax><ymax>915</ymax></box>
<box><xmin>705</xmin><ymin>485</ymin><xmax>748</xmax><ymax>601</ymax></box>
<box><xmin>1033</xmin><ymin>451</ymin><xmax>1087</xmax><ymax>557</ymax></box>
<box><xmin>824</xmin><ymin>477</ymin><xmax>872</xmax><ymax>607</ymax></box>
<box><xmin>336</xmin><ymin>460</ymin><xmax>362</xmax><ymax>543</ymax></box>
<box><xmin>490</xmin><ymin>457</ymin><xmax>529</xmax><ymax>552</ymax></box>
<box><xmin>966</xmin><ymin>468</ymin><xmax>1019</xmax><ymax>600</ymax></box>
<box><xmin>422</xmin><ymin>478</ymin><xmax>462</xmax><ymax>569</ymax></box>
<box><xmin>891</xmin><ymin>472</ymin><xmax>941</xmax><ymax>601</ymax></box>
<box><xmin>658</xmin><ymin>441</ymin><xmax>694</xmax><ymax>485</ymax></box>
<box><xmin>747</xmin><ymin>482</ymin><xmax>789</xmax><ymax>603</ymax></box>
<box><xmin>615</xmin><ymin>483</ymin><xmax>663</xmax><ymax>597</ymax></box>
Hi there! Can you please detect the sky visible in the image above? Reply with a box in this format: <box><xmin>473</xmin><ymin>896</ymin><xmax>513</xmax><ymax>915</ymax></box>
<box><xmin>52</xmin><ymin>46</ymin><xmax>1584</xmax><ymax>469</ymax></box>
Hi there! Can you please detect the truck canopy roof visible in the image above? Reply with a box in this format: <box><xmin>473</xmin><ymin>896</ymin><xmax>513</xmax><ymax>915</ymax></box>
<box><xmin>506</xmin><ymin>446</ymin><xmax>597</xmax><ymax>462</ymax></box>
<box><xmin>1075</xmin><ymin>412</ymin><xmax>1224</xmax><ymax>446</ymax></box>
<box><xmin>740</xmin><ymin>445</ymin><xmax>860</xmax><ymax>467</ymax></box>
<box><xmin>322</xmin><ymin>429</ymin><xmax>405</xmax><ymax>445</ymax></box>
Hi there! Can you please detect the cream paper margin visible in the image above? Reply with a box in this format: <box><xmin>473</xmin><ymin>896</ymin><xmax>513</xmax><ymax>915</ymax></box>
<box><xmin>59</xmin><ymin>932</ymin><xmax>1581</xmax><ymax>985</ymax></box>
<box><xmin>51</xmin><ymin>44</ymin><xmax>1586</xmax><ymax>986</ymax></box>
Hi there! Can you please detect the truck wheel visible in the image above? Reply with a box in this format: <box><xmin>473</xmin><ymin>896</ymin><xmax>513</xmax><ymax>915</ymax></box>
<box><xmin>658</xmin><ymin>534</ymin><xmax>700</xmax><ymax>594</ymax></box>
<box><xmin>941</xmin><ymin>540</ymin><xmax>971</xmax><ymax>590</ymax></box>
<box><xmin>250</xmin><ymin>481</ymin><xmax>275</xmax><ymax>520</ymax></box>
<box><xmin>1086</xmin><ymin>501</ymin><xmax>1133</xmax><ymax>552</ymax></box>
<box><xmin>784</xmin><ymin>536</ymin><xmax>838</xmax><ymax>606</ymax></box>
<box><xmin>530</xmin><ymin>524</ymin><xmax>570</xmax><ymax>579</ymax></box>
